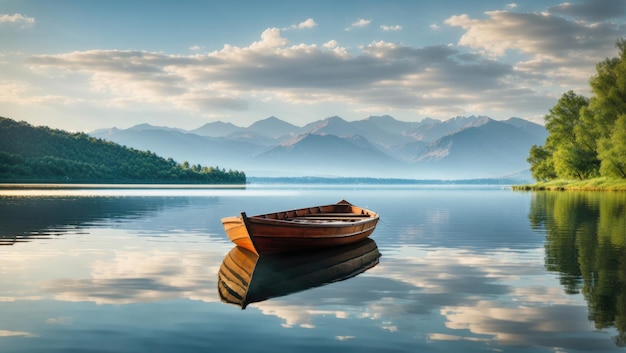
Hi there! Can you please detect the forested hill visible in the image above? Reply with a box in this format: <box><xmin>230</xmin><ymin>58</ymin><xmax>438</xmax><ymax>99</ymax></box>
<box><xmin>0</xmin><ymin>117</ymin><xmax>246</xmax><ymax>184</ymax></box>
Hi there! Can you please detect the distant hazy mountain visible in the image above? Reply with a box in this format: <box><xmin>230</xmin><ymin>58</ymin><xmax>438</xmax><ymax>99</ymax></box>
<box><xmin>89</xmin><ymin>115</ymin><xmax>546</xmax><ymax>180</ymax></box>
<box><xmin>413</xmin><ymin>119</ymin><xmax>546</xmax><ymax>178</ymax></box>
<box><xmin>246</xmin><ymin>116</ymin><xmax>301</xmax><ymax>138</ymax></box>
<box><xmin>89</xmin><ymin>125</ymin><xmax>264</xmax><ymax>171</ymax></box>
<box><xmin>406</xmin><ymin>115</ymin><xmax>491</xmax><ymax>142</ymax></box>
<box><xmin>191</xmin><ymin>121</ymin><xmax>242</xmax><ymax>137</ymax></box>
<box><xmin>255</xmin><ymin>133</ymin><xmax>405</xmax><ymax>177</ymax></box>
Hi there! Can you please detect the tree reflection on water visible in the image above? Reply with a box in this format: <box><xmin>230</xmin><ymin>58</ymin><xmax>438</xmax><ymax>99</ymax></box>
<box><xmin>529</xmin><ymin>191</ymin><xmax>626</xmax><ymax>346</ymax></box>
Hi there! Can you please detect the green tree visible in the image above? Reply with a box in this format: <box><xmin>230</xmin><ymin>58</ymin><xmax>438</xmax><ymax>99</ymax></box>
<box><xmin>544</xmin><ymin>91</ymin><xmax>589</xmax><ymax>148</ymax></box>
<box><xmin>584</xmin><ymin>39</ymin><xmax>626</xmax><ymax>141</ymax></box>
<box><xmin>528</xmin><ymin>91</ymin><xmax>593</xmax><ymax>180</ymax></box>
<box><xmin>579</xmin><ymin>39</ymin><xmax>626</xmax><ymax>179</ymax></box>
<box><xmin>598</xmin><ymin>115</ymin><xmax>626</xmax><ymax>178</ymax></box>
<box><xmin>527</xmin><ymin>145</ymin><xmax>556</xmax><ymax>181</ymax></box>
<box><xmin>552</xmin><ymin>144</ymin><xmax>599</xmax><ymax>180</ymax></box>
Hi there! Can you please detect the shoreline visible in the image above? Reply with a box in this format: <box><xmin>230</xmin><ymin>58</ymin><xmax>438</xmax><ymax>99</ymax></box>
<box><xmin>512</xmin><ymin>177</ymin><xmax>626</xmax><ymax>191</ymax></box>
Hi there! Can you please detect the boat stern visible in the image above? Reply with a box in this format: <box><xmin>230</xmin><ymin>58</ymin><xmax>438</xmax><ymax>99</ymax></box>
<box><xmin>221</xmin><ymin>215</ymin><xmax>257</xmax><ymax>254</ymax></box>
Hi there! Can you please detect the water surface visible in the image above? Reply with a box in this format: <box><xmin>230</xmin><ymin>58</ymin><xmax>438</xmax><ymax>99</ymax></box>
<box><xmin>1</xmin><ymin>184</ymin><xmax>625</xmax><ymax>352</ymax></box>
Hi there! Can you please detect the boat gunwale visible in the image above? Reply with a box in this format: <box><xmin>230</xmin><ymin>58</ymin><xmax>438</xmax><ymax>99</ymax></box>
<box><xmin>243</xmin><ymin>201</ymin><xmax>378</xmax><ymax>227</ymax></box>
<box><xmin>245</xmin><ymin>214</ymin><xmax>378</xmax><ymax>228</ymax></box>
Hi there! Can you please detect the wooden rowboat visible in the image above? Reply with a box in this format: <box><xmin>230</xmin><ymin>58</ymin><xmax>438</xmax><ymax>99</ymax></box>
<box><xmin>221</xmin><ymin>200</ymin><xmax>379</xmax><ymax>255</ymax></box>
<box><xmin>218</xmin><ymin>238</ymin><xmax>380</xmax><ymax>309</ymax></box>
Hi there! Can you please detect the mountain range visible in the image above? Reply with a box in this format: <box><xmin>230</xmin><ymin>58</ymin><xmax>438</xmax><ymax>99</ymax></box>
<box><xmin>90</xmin><ymin>115</ymin><xmax>547</xmax><ymax>180</ymax></box>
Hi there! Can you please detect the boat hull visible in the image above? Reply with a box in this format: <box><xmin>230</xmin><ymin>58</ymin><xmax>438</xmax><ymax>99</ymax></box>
<box><xmin>221</xmin><ymin>200</ymin><xmax>379</xmax><ymax>255</ymax></box>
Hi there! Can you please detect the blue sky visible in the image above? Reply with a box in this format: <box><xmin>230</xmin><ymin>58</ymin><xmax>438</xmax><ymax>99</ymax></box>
<box><xmin>1</xmin><ymin>0</ymin><xmax>625</xmax><ymax>131</ymax></box>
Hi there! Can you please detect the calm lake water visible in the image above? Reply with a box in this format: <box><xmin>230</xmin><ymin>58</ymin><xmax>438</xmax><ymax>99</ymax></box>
<box><xmin>1</xmin><ymin>184</ymin><xmax>626</xmax><ymax>353</ymax></box>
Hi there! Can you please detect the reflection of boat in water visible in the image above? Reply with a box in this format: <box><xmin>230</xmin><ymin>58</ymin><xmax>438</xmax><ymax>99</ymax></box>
<box><xmin>218</xmin><ymin>238</ymin><xmax>380</xmax><ymax>309</ymax></box>
<box><xmin>221</xmin><ymin>200</ymin><xmax>379</xmax><ymax>255</ymax></box>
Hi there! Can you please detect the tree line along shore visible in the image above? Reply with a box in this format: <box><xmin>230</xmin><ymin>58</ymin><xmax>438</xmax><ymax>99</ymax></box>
<box><xmin>520</xmin><ymin>39</ymin><xmax>626</xmax><ymax>191</ymax></box>
<box><xmin>0</xmin><ymin>117</ymin><xmax>246</xmax><ymax>184</ymax></box>
<box><xmin>513</xmin><ymin>178</ymin><xmax>626</xmax><ymax>191</ymax></box>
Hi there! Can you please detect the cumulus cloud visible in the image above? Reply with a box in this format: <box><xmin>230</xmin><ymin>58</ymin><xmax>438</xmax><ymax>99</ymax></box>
<box><xmin>444</xmin><ymin>7</ymin><xmax>623</xmax><ymax>96</ymax></box>
<box><xmin>297</xmin><ymin>18</ymin><xmax>317</xmax><ymax>29</ymax></box>
<box><xmin>323</xmin><ymin>40</ymin><xmax>338</xmax><ymax>48</ymax></box>
<box><xmin>22</xmin><ymin>27</ymin><xmax>543</xmax><ymax>119</ymax></box>
<box><xmin>346</xmin><ymin>18</ymin><xmax>371</xmax><ymax>30</ymax></box>
<box><xmin>284</xmin><ymin>18</ymin><xmax>317</xmax><ymax>30</ymax></box>
<box><xmin>0</xmin><ymin>13</ymin><xmax>35</xmax><ymax>27</ymax></box>
<box><xmin>445</xmin><ymin>11</ymin><xmax>618</xmax><ymax>57</ymax></box>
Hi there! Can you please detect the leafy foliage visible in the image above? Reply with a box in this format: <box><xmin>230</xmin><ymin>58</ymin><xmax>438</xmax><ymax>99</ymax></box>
<box><xmin>528</xmin><ymin>39</ymin><xmax>626</xmax><ymax>181</ymax></box>
<box><xmin>598</xmin><ymin>115</ymin><xmax>626</xmax><ymax>178</ymax></box>
<box><xmin>0</xmin><ymin>117</ymin><xmax>246</xmax><ymax>184</ymax></box>
<box><xmin>527</xmin><ymin>145</ymin><xmax>556</xmax><ymax>181</ymax></box>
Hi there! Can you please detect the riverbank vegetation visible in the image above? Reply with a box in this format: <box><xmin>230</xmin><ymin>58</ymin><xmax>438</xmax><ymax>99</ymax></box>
<box><xmin>521</xmin><ymin>39</ymin><xmax>626</xmax><ymax>191</ymax></box>
<box><xmin>0</xmin><ymin>117</ymin><xmax>246</xmax><ymax>184</ymax></box>
<box><xmin>512</xmin><ymin>177</ymin><xmax>626</xmax><ymax>191</ymax></box>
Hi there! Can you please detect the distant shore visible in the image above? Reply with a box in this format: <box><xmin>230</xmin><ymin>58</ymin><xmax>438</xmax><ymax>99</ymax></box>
<box><xmin>512</xmin><ymin>177</ymin><xmax>626</xmax><ymax>191</ymax></box>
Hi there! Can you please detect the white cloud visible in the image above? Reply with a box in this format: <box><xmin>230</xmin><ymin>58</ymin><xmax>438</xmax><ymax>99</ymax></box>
<box><xmin>380</xmin><ymin>24</ymin><xmax>402</xmax><ymax>31</ymax></box>
<box><xmin>323</xmin><ymin>40</ymin><xmax>338</xmax><ymax>48</ymax></box>
<box><xmin>189</xmin><ymin>45</ymin><xmax>201</xmax><ymax>51</ymax></box>
<box><xmin>284</xmin><ymin>18</ymin><xmax>317</xmax><ymax>30</ymax></box>
<box><xmin>0</xmin><ymin>13</ymin><xmax>35</xmax><ymax>28</ymax></box>
<box><xmin>444</xmin><ymin>8</ymin><xmax>621</xmax><ymax>96</ymax></box>
<box><xmin>297</xmin><ymin>18</ymin><xmax>317</xmax><ymax>29</ymax></box>
<box><xmin>19</xmin><ymin>29</ymin><xmax>540</xmax><ymax>120</ymax></box>
<box><xmin>445</xmin><ymin>10</ymin><xmax>618</xmax><ymax>58</ymax></box>
<box><xmin>249</xmin><ymin>27</ymin><xmax>288</xmax><ymax>50</ymax></box>
<box><xmin>346</xmin><ymin>18</ymin><xmax>371</xmax><ymax>31</ymax></box>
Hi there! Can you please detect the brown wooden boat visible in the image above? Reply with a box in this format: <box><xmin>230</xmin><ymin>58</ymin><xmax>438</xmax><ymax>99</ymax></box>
<box><xmin>221</xmin><ymin>200</ymin><xmax>379</xmax><ymax>255</ymax></box>
<box><xmin>217</xmin><ymin>238</ymin><xmax>380</xmax><ymax>309</ymax></box>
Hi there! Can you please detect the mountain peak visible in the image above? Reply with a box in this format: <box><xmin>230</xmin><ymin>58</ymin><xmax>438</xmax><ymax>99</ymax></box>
<box><xmin>191</xmin><ymin>121</ymin><xmax>242</xmax><ymax>137</ymax></box>
<box><xmin>310</xmin><ymin>116</ymin><xmax>359</xmax><ymax>136</ymax></box>
<box><xmin>249</xmin><ymin>116</ymin><xmax>282</xmax><ymax>125</ymax></box>
<box><xmin>128</xmin><ymin>123</ymin><xmax>157</xmax><ymax>130</ymax></box>
<box><xmin>322</xmin><ymin>116</ymin><xmax>347</xmax><ymax>124</ymax></box>
<box><xmin>365</xmin><ymin>115</ymin><xmax>397</xmax><ymax>123</ymax></box>
<box><xmin>247</xmin><ymin>116</ymin><xmax>300</xmax><ymax>138</ymax></box>
<box><xmin>126</xmin><ymin>123</ymin><xmax>190</xmax><ymax>133</ymax></box>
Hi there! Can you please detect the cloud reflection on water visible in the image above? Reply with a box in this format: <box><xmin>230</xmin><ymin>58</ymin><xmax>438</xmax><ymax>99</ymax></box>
<box><xmin>42</xmin><ymin>249</ymin><xmax>225</xmax><ymax>305</ymax></box>
<box><xmin>0</xmin><ymin>236</ymin><xmax>607</xmax><ymax>352</ymax></box>
<box><xmin>24</xmin><ymin>241</ymin><xmax>603</xmax><ymax>353</ymax></box>
<box><xmin>3</xmin><ymin>189</ymin><xmax>625</xmax><ymax>352</ymax></box>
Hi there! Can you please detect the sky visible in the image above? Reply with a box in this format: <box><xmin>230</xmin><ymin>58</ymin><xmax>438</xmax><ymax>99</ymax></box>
<box><xmin>1</xmin><ymin>0</ymin><xmax>626</xmax><ymax>132</ymax></box>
